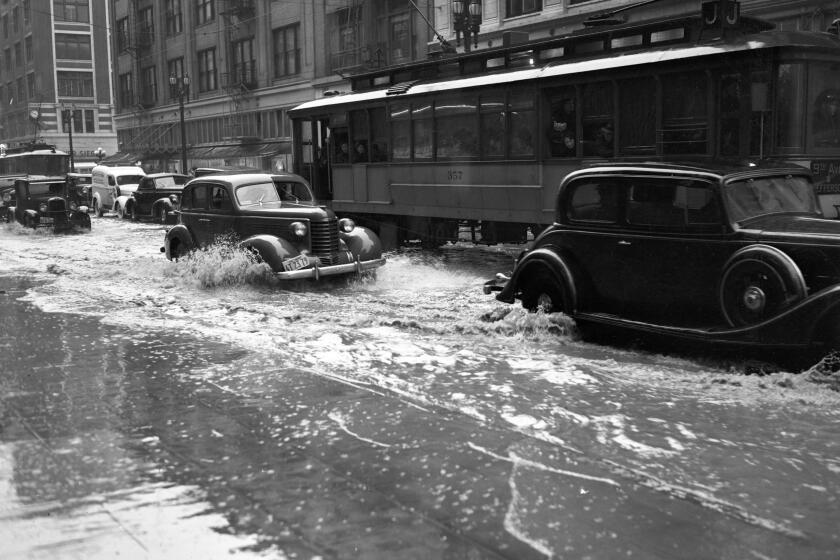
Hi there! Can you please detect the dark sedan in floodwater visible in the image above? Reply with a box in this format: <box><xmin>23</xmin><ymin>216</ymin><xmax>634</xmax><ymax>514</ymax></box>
<box><xmin>163</xmin><ymin>172</ymin><xmax>385</xmax><ymax>280</ymax></box>
<box><xmin>485</xmin><ymin>161</ymin><xmax>840</xmax><ymax>366</ymax></box>
<box><xmin>8</xmin><ymin>176</ymin><xmax>91</xmax><ymax>231</ymax></box>
<box><xmin>126</xmin><ymin>173</ymin><xmax>190</xmax><ymax>224</ymax></box>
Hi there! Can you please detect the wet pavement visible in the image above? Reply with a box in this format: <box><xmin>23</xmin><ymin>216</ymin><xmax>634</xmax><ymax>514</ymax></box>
<box><xmin>2</xmin><ymin>218</ymin><xmax>840</xmax><ymax>559</ymax></box>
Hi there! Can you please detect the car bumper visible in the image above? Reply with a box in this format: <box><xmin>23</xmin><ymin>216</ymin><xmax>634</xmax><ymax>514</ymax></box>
<box><xmin>274</xmin><ymin>257</ymin><xmax>386</xmax><ymax>280</ymax></box>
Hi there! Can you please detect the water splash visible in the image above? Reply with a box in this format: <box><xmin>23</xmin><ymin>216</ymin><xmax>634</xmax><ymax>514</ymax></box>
<box><xmin>162</xmin><ymin>237</ymin><xmax>276</xmax><ymax>289</ymax></box>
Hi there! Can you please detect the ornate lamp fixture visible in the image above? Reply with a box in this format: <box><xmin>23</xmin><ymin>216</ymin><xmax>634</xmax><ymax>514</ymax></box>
<box><xmin>452</xmin><ymin>0</ymin><xmax>481</xmax><ymax>52</ymax></box>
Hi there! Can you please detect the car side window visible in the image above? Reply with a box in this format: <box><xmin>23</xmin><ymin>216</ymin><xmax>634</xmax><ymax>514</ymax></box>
<box><xmin>108</xmin><ymin>176</ymin><xmax>116</xmax><ymax>186</ymax></box>
<box><xmin>191</xmin><ymin>185</ymin><xmax>209</xmax><ymax>210</ymax></box>
<box><xmin>626</xmin><ymin>179</ymin><xmax>720</xmax><ymax>229</ymax></box>
<box><xmin>567</xmin><ymin>181</ymin><xmax>621</xmax><ymax>223</ymax></box>
<box><xmin>210</xmin><ymin>186</ymin><xmax>232</xmax><ymax>211</ymax></box>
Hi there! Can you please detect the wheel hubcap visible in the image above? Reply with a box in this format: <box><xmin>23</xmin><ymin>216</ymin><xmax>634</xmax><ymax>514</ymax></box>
<box><xmin>742</xmin><ymin>285</ymin><xmax>766</xmax><ymax>313</ymax></box>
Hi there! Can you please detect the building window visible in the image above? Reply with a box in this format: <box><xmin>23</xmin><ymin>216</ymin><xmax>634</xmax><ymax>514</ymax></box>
<box><xmin>57</xmin><ymin>71</ymin><xmax>93</xmax><ymax>97</ymax></box>
<box><xmin>61</xmin><ymin>109</ymin><xmax>95</xmax><ymax>133</ymax></box>
<box><xmin>55</xmin><ymin>33</ymin><xmax>91</xmax><ymax>60</ymax></box>
<box><xmin>118</xmin><ymin>72</ymin><xmax>133</xmax><ymax>107</ymax></box>
<box><xmin>380</xmin><ymin>9</ymin><xmax>412</xmax><ymax>65</ymax></box>
<box><xmin>272</xmin><ymin>24</ymin><xmax>299</xmax><ymax>78</ymax></box>
<box><xmin>23</xmin><ymin>1</ymin><xmax>30</xmax><ymax>27</ymax></box>
<box><xmin>26</xmin><ymin>72</ymin><xmax>34</xmax><ymax>98</ymax></box>
<box><xmin>137</xmin><ymin>6</ymin><xmax>154</xmax><ymax>48</ymax></box>
<box><xmin>3</xmin><ymin>15</ymin><xmax>7</xmax><ymax>39</ymax></box>
<box><xmin>330</xmin><ymin>7</ymin><xmax>361</xmax><ymax>71</ymax></box>
<box><xmin>165</xmin><ymin>0</ymin><xmax>183</xmax><ymax>35</ymax></box>
<box><xmin>196</xmin><ymin>0</ymin><xmax>214</xmax><ymax>25</ymax></box>
<box><xmin>54</xmin><ymin>0</ymin><xmax>90</xmax><ymax>23</ymax></box>
<box><xmin>506</xmin><ymin>0</ymin><xmax>542</xmax><ymax>18</ymax></box>
<box><xmin>140</xmin><ymin>66</ymin><xmax>157</xmax><ymax>106</ymax></box>
<box><xmin>117</xmin><ymin>17</ymin><xmax>130</xmax><ymax>52</ymax></box>
<box><xmin>197</xmin><ymin>47</ymin><xmax>216</xmax><ymax>92</ymax></box>
<box><xmin>231</xmin><ymin>38</ymin><xmax>255</xmax><ymax>86</ymax></box>
<box><xmin>12</xmin><ymin>6</ymin><xmax>19</xmax><ymax>33</ymax></box>
<box><xmin>13</xmin><ymin>42</ymin><xmax>21</xmax><ymax>67</ymax></box>
<box><xmin>24</xmin><ymin>35</ymin><xmax>31</xmax><ymax>62</ymax></box>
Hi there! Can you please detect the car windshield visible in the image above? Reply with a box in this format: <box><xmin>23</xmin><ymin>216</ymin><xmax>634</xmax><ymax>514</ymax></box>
<box><xmin>274</xmin><ymin>180</ymin><xmax>313</xmax><ymax>204</ymax></box>
<box><xmin>154</xmin><ymin>176</ymin><xmax>187</xmax><ymax>189</ymax></box>
<box><xmin>723</xmin><ymin>175</ymin><xmax>820</xmax><ymax>223</ymax></box>
<box><xmin>27</xmin><ymin>182</ymin><xmax>64</xmax><ymax>197</ymax></box>
<box><xmin>236</xmin><ymin>182</ymin><xmax>281</xmax><ymax>206</ymax></box>
<box><xmin>117</xmin><ymin>175</ymin><xmax>144</xmax><ymax>186</ymax></box>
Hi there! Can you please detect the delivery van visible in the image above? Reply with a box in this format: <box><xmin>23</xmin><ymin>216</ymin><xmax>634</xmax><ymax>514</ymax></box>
<box><xmin>91</xmin><ymin>165</ymin><xmax>145</xmax><ymax>217</ymax></box>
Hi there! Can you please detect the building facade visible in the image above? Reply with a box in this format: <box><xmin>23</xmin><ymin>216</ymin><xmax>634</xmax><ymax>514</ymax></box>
<box><xmin>106</xmin><ymin>0</ymin><xmax>435</xmax><ymax>172</ymax></box>
<box><xmin>107</xmin><ymin>0</ymin><xmax>840</xmax><ymax>173</ymax></box>
<box><xmin>0</xmin><ymin>0</ymin><xmax>117</xmax><ymax>165</ymax></box>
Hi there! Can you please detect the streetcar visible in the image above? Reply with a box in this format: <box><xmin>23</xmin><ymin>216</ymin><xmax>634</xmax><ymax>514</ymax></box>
<box><xmin>0</xmin><ymin>142</ymin><xmax>71</xmax><ymax>221</ymax></box>
<box><xmin>289</xmin><ymin>3</ymin><xmax>840</xmax><ymax>247</ymax></box>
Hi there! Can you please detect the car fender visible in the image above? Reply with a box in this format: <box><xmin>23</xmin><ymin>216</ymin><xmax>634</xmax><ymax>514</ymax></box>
<box><xmin>164</xmin><ymin>224</ymin><xmax>194</xmax><ymax>260</ymax></box>
<box><xmin>500</xmin><ymin>246</ymin><xmax>582</xmax><ymax>313</ymax></box>
<box><xmin>238</xmin><ymin>234</ymin><xmax>300</xmax><ymax>272</ymax></box>
<box><xmin>340</xmin><ymin>226</ymin><xmax>383</xmax><ymax>261</ymax></box>
<box><xmin>114</xmin><ymin>194</ymin><xmax>131</xmax><ymax>211</ymax></box>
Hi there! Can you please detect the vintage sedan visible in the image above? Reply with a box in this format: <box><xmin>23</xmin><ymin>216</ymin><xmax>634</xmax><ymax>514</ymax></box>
<box><xmin>66</xmin><ymin>172</ymin><xmax>93</xmax><ymax>210</ymax></box>
<box><xmin>484</xmin><ymin>161</ymin><xmax>840</xmax><ymax>364</ymax></box>
<box><xmin>125</xmin><ymin>173</ymin><xmax>189</xmax><ymax>223</ymax></box>
<box><xmin>162</xmin><ymin>172</ymin><xmax>385</xmax><ymax>279</ymax></box>
<box><xmin>8</xmin><ymin>176</ymin><xmax>91</xmax><ymax>231</ymax></box>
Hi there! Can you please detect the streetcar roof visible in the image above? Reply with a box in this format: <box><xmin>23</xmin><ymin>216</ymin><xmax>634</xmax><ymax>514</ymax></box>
<box><xmin>290</xmin><ymin>31</ymin><xmax>840</xmax><ymax>115</ymax></box>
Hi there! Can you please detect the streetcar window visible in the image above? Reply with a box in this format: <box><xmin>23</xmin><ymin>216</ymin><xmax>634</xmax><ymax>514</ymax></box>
<box><xmin>546</xmin><ymin>88</ymin><xmax>576</xmax><ymax>158</ymax></box>
<box><xmin>370</xmin><ymin>107</ymin><xmax>388</xmax><ymax>162</ymax></box>
<box><xmin>808</xmin><ymin>61</ymin><xmax>840</xmax><ymax>150</ymax></box>
<box><xmin>412</xmin><ymin>101</ymin><xmax>433</xmax><ymax>160</ymax></box>
<box><xmin>480</xmin><ymin>93</ymin><xmax>506</xmax><ymax>158</ymax></box>
<box><xmin>776</xmin><ymin>63</ymin><xmax>805</xmax><ymax>152</ymax></box>
<box><xmin>436</xmin><ymin>96</ymin><xmax>477</xmax><ymax>159</ymax></box>
<box><xmin>661</xmin><ymin>72</ymin><xmax>708</xmax><ymax>155</ymax></box>
<box><xmin>581</xmin><ymin>81</ymin><xmax>614</xmax><ymax>157</ymax></box>
<box><xmin>390</xmin><ymin>102</ymin><xmax>410</xmax><ymax>160</ymax></box>
<box><xmin>509</xmin><ymin>89</ymin><xmax>535</xmax><ymax>158</ymax></box>
<box><xmin>749</xmin><ymin>71</ymin><xmax>771</xmax><ymax>157</ymax></box>
<box><xmin>619</xmin><ymin>78</ymin><xmax>655</xmax><ymax>156</ymax></box>
<box><xmin>719</xmin><ymin>73</ymin><xmax>742</xmax><ymax>156</ymax></box>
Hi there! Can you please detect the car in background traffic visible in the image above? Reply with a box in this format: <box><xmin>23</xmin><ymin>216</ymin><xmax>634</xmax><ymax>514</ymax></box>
<box><xmin>91</xmin><ymin>165</ymin><xmax>145</xmax><ymax>217</ymax></box>
<box><xmin>8</xmin><ymin>175</ymin><xmax>90</xmax><ymax>231</ymax></box>
<box><xmin>163</xmin><ymin>172</ymin><xmax>385</xmax><ymax>280</ymax></box>
<box><xmin>66</xmin><ymin>172</ymin><xmax>93</xmax><ymax>210</ymax></box>
<box><xmin>484</xmin><ymin>161</ymin><xmax>840</xmax><ymax>367</ymax></box>
<box><xmin>125</xmin><ymin>173</ymin><xmax>189</xmax><ymax>224</ymax></box>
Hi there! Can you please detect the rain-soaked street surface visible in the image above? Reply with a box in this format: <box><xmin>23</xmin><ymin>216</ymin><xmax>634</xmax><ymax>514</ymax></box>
<box><xmin>1</xmin><ymin>216</ymin><xmax>840</xmax><ymax>560</ymax></box>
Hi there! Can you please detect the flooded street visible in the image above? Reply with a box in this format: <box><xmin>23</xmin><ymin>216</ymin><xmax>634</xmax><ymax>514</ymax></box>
<box><xmin>1</xmin><ymin>217</ymin><xmax>840</xmax><ymax>559</ymax></box>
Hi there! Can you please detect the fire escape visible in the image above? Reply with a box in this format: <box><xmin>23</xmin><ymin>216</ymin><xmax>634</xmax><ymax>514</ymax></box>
<box><xmin>220</xmin><ymin>0</ymin><xmax>257</xmax><ymax>140</ymax></box>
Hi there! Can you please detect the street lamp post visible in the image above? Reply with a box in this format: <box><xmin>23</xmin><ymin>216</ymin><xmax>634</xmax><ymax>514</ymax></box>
<box><xmin>62</xmin><ymin>107</ymin><xmax>75</xmax><ymax>170</ymax></box>
<box><xmin>169</xmin><ymin>74</ymin><xmax>190</xmax><ymax>174</ymax></box>
<box><xmin>94</xmin><ymin>147</ymin><xmax>105</xmax><ymax>163</ymax></box>
<box><xmin>452</xmin><ymin>0</ymin><xmax>482</xmax><ymax>52</ymax></box>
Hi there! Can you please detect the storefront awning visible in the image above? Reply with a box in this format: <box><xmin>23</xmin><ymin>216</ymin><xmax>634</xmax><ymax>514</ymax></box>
<box><xmin>189</xmin><ymin>141</ymin><xmax>291</xmax><ymax>159</ymax></box>
<box><xmin>99</xmin><ymin>151</ymin><xmax>143</xmax><ymax>166</ymax></box>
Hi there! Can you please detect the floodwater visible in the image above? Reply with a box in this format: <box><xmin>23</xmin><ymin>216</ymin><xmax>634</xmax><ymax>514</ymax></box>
<box><xmin>1</xmin><ymin>217</ymin><xmax>839</xmax><ymax>559</ymax></box>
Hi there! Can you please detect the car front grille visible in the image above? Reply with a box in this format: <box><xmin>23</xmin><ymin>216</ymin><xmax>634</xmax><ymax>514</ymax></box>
<box><xmin>310</xmin><ymin>218</ymin><xmax>340</xmax><ymax>265</ymax></box>
<box><xmin>47</xmin><ymin>199</ymin><xmax>66</xmax><ymax>212</ymax></box>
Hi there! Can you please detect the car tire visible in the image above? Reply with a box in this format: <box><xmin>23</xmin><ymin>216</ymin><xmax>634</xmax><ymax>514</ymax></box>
<box><xmin>521</xmin><ymin>269</ymin><xmax>565</xmax><ymax>313</ymax></box>
<box><xmin>94</xmin><ymin>200</ymin><xmax>103</xmax><ymax>218</ymax></box>
<box><xmin>158</xmin><ymin>207</ymin><xmax>168</xmax><ymax>224</ymax></box>
<box><xmin>24</xmin><ymin>215</ymin><xmax>34</xmax><ymax>229</ymax></box>
<box><xmin>116</xmin><ymin>204</ymin><xmax>125</xmax><ymax>219</ymax></box>
<box><xmin>719</xmin><ymin>245</ymin><xmax>806</xmax><ymax>327</ymax></box>
<box><xmin>129</xmin><ymin>205</ymin><xmax>137</xmax><ymax>221</ymax></box>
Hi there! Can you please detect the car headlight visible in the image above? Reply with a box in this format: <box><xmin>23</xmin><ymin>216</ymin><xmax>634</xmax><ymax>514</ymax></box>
<box><xmin>39</xmin><ymin>203</ymin><xmax>47</xmax><ymax>213</ymax></box>
<box><xmin>338</xmin><ymin>218</ymin><xmax>355</xmax><ymax>233</ymax></box>
<box><xmin>69</xmin><ymin>201</ymin><xmax>78</xmax><ymax>211</ymax></box>
<box><xmin>290</xmin><ymin>221</ymin><xmax>308</xmax><ymax>237</ymax></box>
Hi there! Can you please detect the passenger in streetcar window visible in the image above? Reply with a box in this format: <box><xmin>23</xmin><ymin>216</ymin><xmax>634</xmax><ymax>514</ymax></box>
<box><xmin>814</xmin><ymin>89</ymin><xmax>840</xmax><ymax>146</ymax></box>
<box><xmin>589</xmin><ymin>122</ymin><xmax>614</xmax><ymax>157</ymax></box>
<box><xmin>353</xmin><ymin>141</ymin><xmax>368</xmax><ymax>163</ymax></box>
<box><xmin>335</xmin><ymin>142</ymin><xmax>350</xmax><ymax>163</ymax></box>
<box><xmin>548</xmin><ymin>98</ymin><xmax>576</xmax><ymax>157</ymax></box>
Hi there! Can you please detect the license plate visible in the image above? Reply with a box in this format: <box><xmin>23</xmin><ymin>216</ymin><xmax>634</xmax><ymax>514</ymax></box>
<box><xmin>40</xmin><ymin>217</ymin><xmax>54</xmax><ymax>224</ymax></box>
<box><xmin>282</xmin><ymin>254</ymin><xmax>310</xmax><ymax>272</ymax></box>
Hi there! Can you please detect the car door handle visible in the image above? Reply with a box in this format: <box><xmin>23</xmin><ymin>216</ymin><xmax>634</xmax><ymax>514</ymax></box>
<box><xmin>617</xmin><ymin>240</ymin><xmax>632</xmax><ymax>246</ymax></box>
